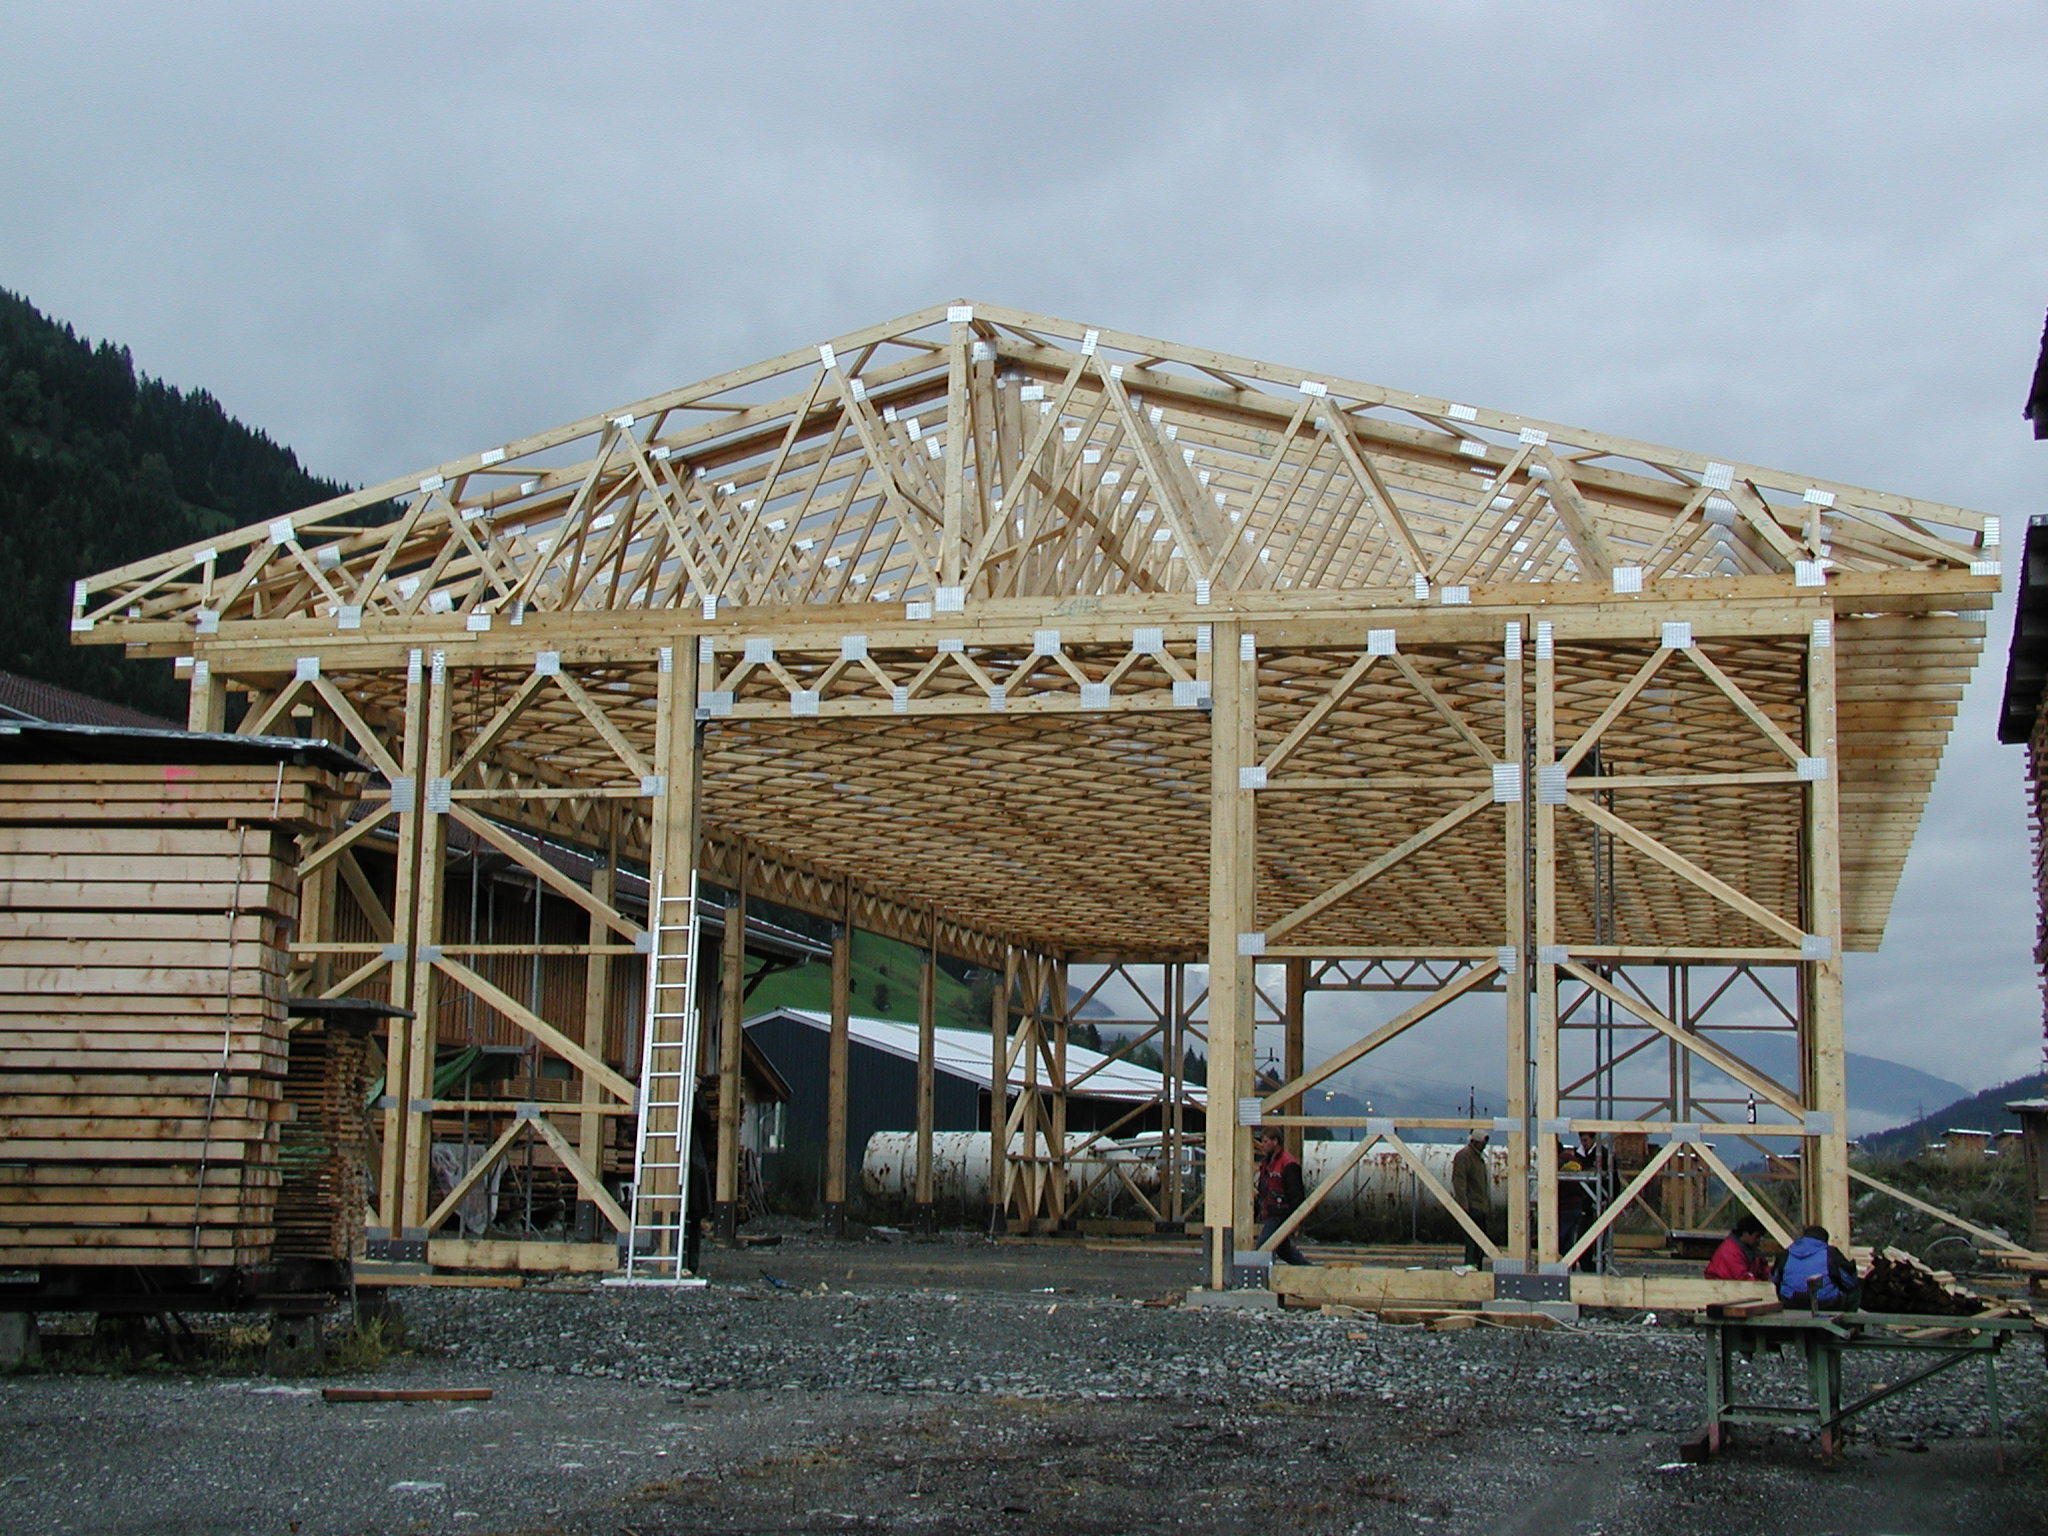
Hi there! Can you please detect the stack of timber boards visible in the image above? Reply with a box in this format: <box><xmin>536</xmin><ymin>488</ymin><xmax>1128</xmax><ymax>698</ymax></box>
<box><xmin>274</xmin><ymin>1022</ymin><xmax>373</xmax><ymax>1261</ymax></box>
<box><xmin>0</xmin><ymin>757</ymin><xmax>359</xmax><ymax>1268</ymax></box>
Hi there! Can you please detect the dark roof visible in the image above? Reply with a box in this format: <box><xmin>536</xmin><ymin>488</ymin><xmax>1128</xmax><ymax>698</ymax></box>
<box><xmin>2000</xmin><ymin>518</ymin><xmax>2048</xmax><ymax>743</ymax></box>
<box><xmin>0</xmin><ymin>671</ymin><xmax>182</xmax><ymax>730</ymax></box>
<box><xmin>2029</xmin><ymin>309</ymin><xmax>2048</xmax><ymax>441</ymax></box>
<box><xmin>0</xmin><ymin>719</ymin><xmax>372</xmax><ymax>775</ymax></box>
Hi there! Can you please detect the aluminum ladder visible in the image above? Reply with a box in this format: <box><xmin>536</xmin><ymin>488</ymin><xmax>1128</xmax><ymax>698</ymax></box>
<box><xmin>620</xmin><ymin>871</ymin><xmax>703</xmax><ymax>1282</ymax></box>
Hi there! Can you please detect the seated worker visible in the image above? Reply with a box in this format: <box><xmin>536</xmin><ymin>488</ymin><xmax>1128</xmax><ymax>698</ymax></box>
<box><xmin>1773</xmin><ymin>1223</ymin><xmax>1863</xmax><ymax>1308</ymax></box>
<box><xmin>1703</xmin><ymin>1214</ymin><xmax>1772</xmax><ymax>1282</ymax></box>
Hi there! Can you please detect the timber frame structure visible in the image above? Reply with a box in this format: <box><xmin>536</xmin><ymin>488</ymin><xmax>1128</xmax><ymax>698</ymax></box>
<box><xmin>74</xmin><ymin>301</ymin><xmax>2008</xmax><ymax>1303</ymax></box>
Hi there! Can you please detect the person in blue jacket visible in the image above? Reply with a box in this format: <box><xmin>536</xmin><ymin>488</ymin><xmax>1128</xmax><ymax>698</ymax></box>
<box><xmin>1773</xmin><ymin>1224</ymin><xmax>1863</xmax><ymax>1309</ymax></box>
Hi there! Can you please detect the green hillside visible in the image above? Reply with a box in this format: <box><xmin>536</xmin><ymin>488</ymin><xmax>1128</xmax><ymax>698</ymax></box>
<box><xmin>745</xmin><ymin>929</ymin><xmax>991</xmax><ymax>1028</ymax></box>
<box><xmin>1860</xmin><ymin>1072</ymin><xmax>2044</xmax><ymax>1159</ymax></box>
<box><xmin>0</xmin><ymin>289</ymin><xmax>370</xmax><ymax>718</ymax></box>
<box><xmin>741</xmin><ymin>930</ymin><xmax>1121</xmax><ymax>1059</ymax></box>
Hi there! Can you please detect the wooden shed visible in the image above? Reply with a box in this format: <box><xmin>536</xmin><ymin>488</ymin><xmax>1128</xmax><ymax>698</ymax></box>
<box><xmin>0</xmin><ymin>722</ymin><xmax>367</xmax><ymax>1279</ymax></box>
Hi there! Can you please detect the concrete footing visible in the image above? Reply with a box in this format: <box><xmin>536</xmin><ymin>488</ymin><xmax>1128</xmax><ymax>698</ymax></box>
<box><xmin>1485</xmin><ymin>1297</ymin><xmax>1579</xmax><ymax>1323</ymax></box>
<box><xmin>266</xmin><ymin>1313</ymin><xmax>324</xmax><ymax>1367</ymax></box>
<box><xmin>0</xmin><ymin>1312</ymin><xmax>38</xmax><ymax>1366</ymax></box>
<box><xmin>1183</xmin><ymin>1287</ymin><xmax>1281</xmax><ymax>1311</ymax></box>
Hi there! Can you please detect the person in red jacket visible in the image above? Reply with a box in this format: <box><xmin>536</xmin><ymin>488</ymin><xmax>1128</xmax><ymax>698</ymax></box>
<box><xmin>1252</xmin><ymin>1127</ymin><xmax>1311</xmax><ymax>1265</ymax></box>
<box><xmin>1703</xmin><ymin>1214</ymin><xmax>1772</xmax><ymax>1282</ymax></box>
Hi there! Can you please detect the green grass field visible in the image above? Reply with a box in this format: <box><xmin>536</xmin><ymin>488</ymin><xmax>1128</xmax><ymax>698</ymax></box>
<box><xmin>741</xmin><ymin>929</ymin><xmax>991</xmax><ymax>1031</ymax></box>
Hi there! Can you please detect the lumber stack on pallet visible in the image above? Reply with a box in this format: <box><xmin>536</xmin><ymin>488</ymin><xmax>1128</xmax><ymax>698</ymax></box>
<box><xmin>0</xmin><ymin>750</ymin><xmax>363</xmax><ymax>1268</ymax></box>
<box><xmin>275</xmin><ymin>1021</ymin><xmax>375</xmax><ymax>1261</ymax></box>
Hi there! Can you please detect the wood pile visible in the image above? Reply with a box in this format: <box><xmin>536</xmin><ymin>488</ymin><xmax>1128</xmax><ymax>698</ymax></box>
<box><xmin>1860</xmin><ymin>1247</ymin><xmax>1987</xmax><ymax>1316</ymax></box>
<box><xmin>274</xmin><ymin>1022</ymin><xmax>375</xmax><ymax>1261</ymax></box>
<box><xmin>0</xmin><ymin>756</ymin><xmax>361</xmax><ymax>1267</ymax></box>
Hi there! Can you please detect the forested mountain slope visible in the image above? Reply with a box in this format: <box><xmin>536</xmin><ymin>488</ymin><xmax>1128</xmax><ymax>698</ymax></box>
<box><xmin>0</xmin><ymin>289</ymin><xmax>360</xmax><ymax>718</ymax></box>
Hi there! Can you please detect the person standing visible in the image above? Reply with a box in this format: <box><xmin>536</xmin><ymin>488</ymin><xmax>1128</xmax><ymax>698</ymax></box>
<box><xmin>1557</xmin><ymin>1129</ymin><xmax>1609</xmax><ymax>1271</ymax></box>
<box><xmin>1450</xmin><ymin>1129</ymin><xmax>1491</xmax><ymax>1268</ymax></box>
<box><xmin>1252</xmin><ymin>1126</ymin><xmax>1310</xmax><ymax>1265</ymax></box>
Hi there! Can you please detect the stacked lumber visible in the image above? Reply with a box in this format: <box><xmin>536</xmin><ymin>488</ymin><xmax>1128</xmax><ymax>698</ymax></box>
<box><xmin>274</xmin><ymin>1023</ymin><xmax>374</xmax><ymax>1261</ymax></box>
<box><xmin>0</xmin><ymin>758</ymin><xmax>360</xmax><ymax>1267</ymax></box>
<box><xmin>1861</xmin><ymin>1247</ymin><xmax>1987</xmax><ymax>1316</ymax></box>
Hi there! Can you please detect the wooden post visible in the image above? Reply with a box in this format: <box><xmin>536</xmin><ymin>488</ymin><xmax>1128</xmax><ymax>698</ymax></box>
<box><xmin>823</xmin><ymin>882</ymin><xmax>852</xmax><ymax>1234</ymax></box>
<box><xmin>1532</xmin><ymin>622</ymin><xmax>1561</xmax><ymax>1270</ymax></box>
<box><xmin>293</xmin><ymin>697</ymin><xmax>341</xmax><ymax>999</ymax></box>
<box><xmin>372</xmin><ymin>651</ymin><xmax>427</xmax><ymax>1253</ymax></box>
<box><xmin>1204</xmin><ymin>619</ymin><xmax>1259</xmax><ymax>1290</ymax></box>
<box><xmin>914</xmin><ymin>915</ymin><xmax>937</xmax><ymax>1233</ymax></box>
<box><xmin>1016</xmin><ymin>954</ymin><xmax>1042</xmax><ymax>1231</ymax></box>
<box><xmin>989</xmin><ymin>944</ymin><xmax>1016</xmax><ymax>1232</ymax></box>
<box><xmin>1052</xmin><ymin>957</ymin><xmax>1071</xmax><ymax>1230</ymax></box>
<box><xmin>576</xmin><ymin>807</ymin><xmax>617</xmax><ymax>1235</ymax></box>
<box><xmin>186</xmin><ymin>661</ymin><xmax>227</xmax><ymax>733</ymax></box>
<box><xmin>713</xmin><ymin>858</ymin><xmax>748</xmax><ymax>1243</ymax></box>
<box><xmin>1805</xmin><ymin>607</ymin><xmax>1850</xmax><ymax>1239</ymax></box>
<box><xmin>1503</xmin><ymin>618</ymin><xmax>1530</xmax><ymax>1266</ymax></box>
<box><xmin>939</xmin><ymin>308</ymin><xmax>971</xmax><ymax>587</ymax></box>
<box><xmin>1161</xmin><ymin>962</ymin><xmax>1187</xmax><ymax>1231</ymax></box>
<box><xmin>1282</xmin><ymin>958</ymin><xmax>1306</xmax><ymax>1162</ymax></box>
<box><xmin>398</xmin><ymin>649</ymin><xmax>452</xmax><ymax>1244</ymax></box>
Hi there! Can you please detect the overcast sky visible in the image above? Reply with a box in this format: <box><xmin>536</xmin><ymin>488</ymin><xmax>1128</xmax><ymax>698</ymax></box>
<box><xmin>3</xmin><ymin>3</ymin><xmax>2043</xmax><ymax>1092</ymax></box>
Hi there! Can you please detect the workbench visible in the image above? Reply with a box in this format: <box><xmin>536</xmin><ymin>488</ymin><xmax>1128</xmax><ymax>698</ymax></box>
<box><xmin>1694</xmin><ymin>1306</ymin><xmax>2043</xmax><ymax>1465</ymax></box>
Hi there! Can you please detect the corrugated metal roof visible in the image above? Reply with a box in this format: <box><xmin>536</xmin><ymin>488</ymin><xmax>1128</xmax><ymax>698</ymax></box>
<box><xmin>750</xmin><ymin>1007</ymin><xmax>1206</xmax><ymax>1107</ymax></box>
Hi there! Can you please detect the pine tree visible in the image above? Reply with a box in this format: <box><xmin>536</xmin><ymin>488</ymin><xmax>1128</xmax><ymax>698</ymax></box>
<box><xmin>0</xmin><ymin>289</ymin><xmax>383</xmax><ymax>718</ymax></box>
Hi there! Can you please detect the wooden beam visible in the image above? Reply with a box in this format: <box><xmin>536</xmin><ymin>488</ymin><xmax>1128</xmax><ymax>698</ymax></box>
<box><xmin>824</xmin><ymin>881</ymin><xmax>852</xmax><ymax>1229</ymax></box>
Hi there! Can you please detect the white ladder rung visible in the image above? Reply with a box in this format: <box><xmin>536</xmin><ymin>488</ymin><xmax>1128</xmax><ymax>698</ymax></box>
<box><xmin>626</xmin><ymin>868</ymin><xmax>706</xmax><ymax>1282</ymax></box>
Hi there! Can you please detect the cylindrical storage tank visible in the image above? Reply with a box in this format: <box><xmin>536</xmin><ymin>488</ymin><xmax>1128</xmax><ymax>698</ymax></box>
<box><xmin>861</xmin><ymin>1131</ymin><xmax>1153</xmax><ymax>1212</ymax></box>
<box><xmin>861</xmin><ymin>1131</ymin><xmax>993</xmax><ymax>1205</ymax></box>
<box><xmin>1301</xmin><ymin>1140</ymin><xmax>1509</xmax><ymax>1218</ymax></box>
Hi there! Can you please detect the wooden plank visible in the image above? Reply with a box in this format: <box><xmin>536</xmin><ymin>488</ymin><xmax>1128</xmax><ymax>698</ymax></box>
<box><xmin>426</xmin><ymin>1237</ymin><xmax>619</xmax><ymax>1273</ymax></box>
<box><xmin>0</xmin><ymin>939</ymin><xmax>291</xmax><ymax>969</ymax></box>
<box><xmin>0</xmin><ymin>826</ymin><xmax>291</xmax><ymax>857</ymax></box>
<box><xmin>0</xmin><ymin>967</ymin><xmax>284</xmax><ymax>995</ymax></box>
<box><xmin>1573</xmin><ymin>1273</ymin><xmax>1773</xmax><ymax>1310</ymax></box>
<box><xmin>1270</xmin><ymin>1265</ymin><xmax>1494</xmax><ymax>1307</ymax></box>
<box><xmin>0</xmin><ymin>879</ymin><xmax>297</xmax><ymax>913</ymax></box>
<box><xmin>0</xmin><ymin>1165</ymin><xmax>280</xmax><ymax>1189</ymax></box>
<box><xmin>0</xmin><ymin>910</ymin><xmax>281</xmax><ymax>942</ymax></box>
<box><xmin>0</xmin><ymin>1244</ymin><xmax>274</xmax><ymax>1266</ymax></box>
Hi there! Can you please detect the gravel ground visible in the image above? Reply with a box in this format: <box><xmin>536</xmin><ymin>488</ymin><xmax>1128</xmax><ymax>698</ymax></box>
<box><xmin>1</xmin><ymin>1229</ymin><xmax>2042</xmax><ymax>1535</ymax></box>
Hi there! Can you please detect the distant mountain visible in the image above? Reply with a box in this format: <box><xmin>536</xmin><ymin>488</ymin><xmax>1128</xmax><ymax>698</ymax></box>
<box><xmin>1332</xmin><ymin>1036</ymin><xmax>1966</xmax><ymax>1142</ymax></box>
<box><xmin>1736</xmin><ymin>1036</ymin><xmax>1968</xmax><ymax>1137</ymax></box>
<box><xmin>0</xmin><ymin>289</ymin><xmax>377</xmax><ymax>718</ymax></box>
<box><xmin>1860</xmin><ymin>1074</ymin><xmax>2045</xmax><ymax>1159</ymax></box>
